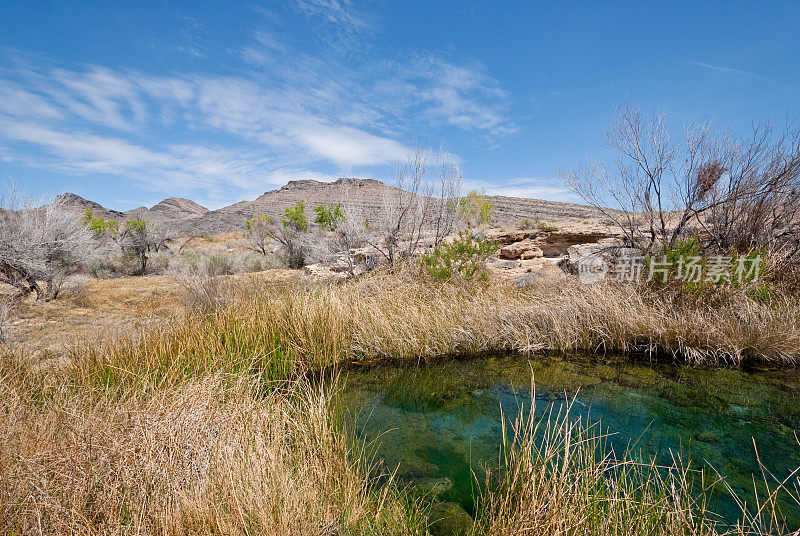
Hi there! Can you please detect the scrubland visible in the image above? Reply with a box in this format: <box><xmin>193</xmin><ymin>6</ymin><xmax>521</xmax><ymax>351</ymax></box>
<box><xmin>2</xmin><ymin>265</ymin><xmax>800</xmax><ymax>535</ymax></box>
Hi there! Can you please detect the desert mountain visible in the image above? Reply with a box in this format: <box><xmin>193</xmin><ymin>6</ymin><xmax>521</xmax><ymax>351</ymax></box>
<box><xmin>53</xmin><ymin>178</ymin><xmax>599</xmax><ymax>237</ymax></box>
<box><xmin>125</xmin><ymin>197</ymin><xmax>209</xmax><ymax>228</ymax></box>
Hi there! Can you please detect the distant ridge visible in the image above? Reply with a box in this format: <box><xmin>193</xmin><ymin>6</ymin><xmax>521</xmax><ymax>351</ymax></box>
<box><xmin>51</xmin><ymin>178</ymin><xmax>599</xmax><ymax>237</ymax></box>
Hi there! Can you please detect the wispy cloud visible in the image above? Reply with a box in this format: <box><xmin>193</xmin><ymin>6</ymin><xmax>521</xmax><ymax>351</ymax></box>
<box><xmin>465</xmin><ymin>177</ymin><xmax>578</xmax><ymax>202</ymax></box>
<box><xmin>687</xmin><ymin>60</ymin><xmax>800</xmax><ymax>93</ymax></box>
<box><xmin>0</xmin><ymin>7</ymin><xmax>518</xmax><ymax>207</ymax></box>
<box><xmin>292</xmin><ymin>0</ymin><xmax>374</xmax><ymax>47</ymax></box>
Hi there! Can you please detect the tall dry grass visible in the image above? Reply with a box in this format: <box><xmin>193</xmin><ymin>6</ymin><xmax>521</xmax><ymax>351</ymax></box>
<box><xmin>4</xmin><ymin>271</ymin><xmax>800</xmax><ymax>534</ymax></box>
<box><xmin>0</xmin><ymin>353</ymin><xmax>425</xmax><ymax>535</ymax></box>
<box><xmin>475</xmin><ymin>395</ymin><xmax>800</xmax><ymax>536</ymax></box>
<box><xmin>73</xmin><ymin>272</ymin><xmax>800</xmax><ymax>389</ymax></box>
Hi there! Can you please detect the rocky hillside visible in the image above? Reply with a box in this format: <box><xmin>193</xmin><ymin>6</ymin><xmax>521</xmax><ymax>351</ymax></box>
<box><xmin>53</xmin><ymin>178</ymin><xmax>601</xmax><ymax>237</ymax></box>
<box><xmin>125</xmin><ymin>197</ymin><xmax>209</xmax><ymax>228</ymax></box>
<box><xmin>54</xmin><ymin>192</ymin><xmax>127</xmax><ymax>221</ymax></box>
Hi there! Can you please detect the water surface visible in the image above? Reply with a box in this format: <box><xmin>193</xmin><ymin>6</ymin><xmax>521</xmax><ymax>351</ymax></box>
<box><xmin>339</xmin><ymin>355</ymin><xmax>800</xmax><ymax>526</ymax></box>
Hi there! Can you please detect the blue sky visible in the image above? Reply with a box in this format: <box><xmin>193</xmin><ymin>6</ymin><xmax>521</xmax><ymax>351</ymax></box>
<box><xmin>1</xmin><ymin>1</ymin><xmax>799</xmax><ymax>210</ymax></box>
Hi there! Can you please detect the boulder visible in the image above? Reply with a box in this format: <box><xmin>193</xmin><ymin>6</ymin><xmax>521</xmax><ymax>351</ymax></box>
<box><xmin>485</xmin><ymin>228</ymin><xmax>533</xmax><ymax>244</ymax></box>
<box><xmin>428</xmin><ymin>502</ymin><xmax>473</xmax><ymax>536</ymax></box>
<box><xmin>511</xmin><ymin>271</ymin><xmax>545</xmax><ymax>287</ymax></box>
<box><xmin>409</xmin><ymin>477</ymin><xmax>454</xmax><ymax>499</ymax></box>
<box><xmin>499</xmin><ymin>239</ymin><xmax>544</xmax><ymax>260</ymax></box>
<box><xmin>492</xmin><ymin>260</ymin><xmax>520</xmax><ymax>269</ymax></box>
<box><xmin>534</xmin><ymin>228</ymin><xmax>620</xmax><ymax>257</ymax></box>
<box><xmin>560</xmin><ymin>238</ymin><xmax>626</xmax><ymax>282</ymax></box>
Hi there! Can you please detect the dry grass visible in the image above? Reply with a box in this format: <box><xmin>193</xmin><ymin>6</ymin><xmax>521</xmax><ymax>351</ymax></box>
<box><xmin>3</xmin><ymin>270</ymin><xmax>800</xmax><ymax>534</ymax></box>
<box><xmin>0</xmin><ymin>353</ymin><xmax>424</xmax><ymax>535</ymax></box>
<box><xmin>476</xmin><ymin>395</ymin><xmax>799</xmax><ymax>536</ymax></box>
<box><xmin>75</xmin><ymin>272</ymin><xmax>797</xmax><ymax>382</ymax></box>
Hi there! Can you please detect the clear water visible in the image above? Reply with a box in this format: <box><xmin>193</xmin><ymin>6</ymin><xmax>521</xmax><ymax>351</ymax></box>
<box><xmin>339</xmin><ymin>355</ymin><xmax>800</xmax><ymax>526</ymax></box>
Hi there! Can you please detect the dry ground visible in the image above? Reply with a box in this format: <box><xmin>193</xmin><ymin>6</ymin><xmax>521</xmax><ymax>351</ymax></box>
<box><xmin>2</xmin><ymin>268</ymin><xmax>300</xmax><ymax>357</ymax></box>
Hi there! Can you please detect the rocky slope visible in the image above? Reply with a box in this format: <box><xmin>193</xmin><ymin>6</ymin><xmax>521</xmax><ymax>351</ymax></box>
<box><xmin>53</xmin><ymin>178</ymin><xmax>602</xmax><ymax>237</ymax></box>
<box><xmin>125</xmin><ymin>197</ymin><xmax>209</xmax><ymax>228</ymax></box>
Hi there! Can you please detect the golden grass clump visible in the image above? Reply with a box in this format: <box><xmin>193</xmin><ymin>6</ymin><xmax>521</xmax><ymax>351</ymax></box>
<box><xmin>62</xmin><ymin>273</ymin><xmax>800</xmax><ymax>397</ymax></box>
<box><xmin>475</xmin><ymin>396</ymin><xmax>800</xmax><ymax>536</ymax></box>
<box><xmin>0</xmin><ymin>354</ymin><xmax>424</xmax><ymax>535</ymax></box>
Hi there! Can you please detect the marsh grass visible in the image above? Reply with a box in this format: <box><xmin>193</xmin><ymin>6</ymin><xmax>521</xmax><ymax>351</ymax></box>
<box><xmin>77</xmin><ymin>271</ymin><xmax>799</xmax><ymax>381</ymax></box>
<box><xmin>475</xmin><ymin>394</ymin><xmax>800</xmax><ymax>535</ymax></box>
<box><xmin>477</xmin><ymin>402</ymin><xmax>715</xmax><ymax>535</ymax></box>
<box><xmin>3</xmin><ymin>270</ymin><xmax>800</xmax><ymax>534</ymax></box>
<box><xmin>0</xmin><ymin>351</ymin><xmax>427</xmax><ymax>535</ymax></box>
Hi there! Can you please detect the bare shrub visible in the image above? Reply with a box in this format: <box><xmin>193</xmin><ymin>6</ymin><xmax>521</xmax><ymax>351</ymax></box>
<box><xmin>117</xmin><ymin>218</ymin><xmax>164</xmax><ymax>275</ymax></box>
<box><xmin>244</xmin><ymin>205</ymin><xmax>310</xmax><ymax>269</ymax></box>
<box><xmin>704</xmin><ymin>126</ymin><xmax>800</xmax><ymax>254</ymax></box>
<box><xmin>271</xmin><ymin>224</ymin><xmax>308</xmax><ymax>269</ymax></box>
<box><xmin>432</xmin><ymin>148</ymin><xmax>462</xmax><ymax>246</ymax></box>
<box><xmin>563</xmin><ymin>105</ymin><xmax>800</xmax><ymax>257</ymax></box>
<box><xmin>0</xmin><ymin>186</ymin><xmax>93</xmax><ymax>300</ymax></box>
<box><xmin>363</xmin><ymin>144</ymin><xmax>466</xmax><ymax>269</ymax></box>
<box><xmin>319</xmin><ymin>180</ymin><xmax>369</xmax><ymax>276</ymax></box>
<box><xmin>366</xmin><ymin>145</ymin><xmax>434</xmax><ymax>266</ymax></box>
<box><xmin>244</xmin><ymin>213</ymin><xmax>271</xmax><ymax>255</ymax></box>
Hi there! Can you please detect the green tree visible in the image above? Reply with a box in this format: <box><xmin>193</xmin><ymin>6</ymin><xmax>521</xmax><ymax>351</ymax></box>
<box><xmin>457</xmin><ymin>190</ymin><xmax>494</xmax><ymax>227</ymax></box>
<box><xmin>283</xmin><ymin>201</ymin><xmax>307</xmax><ymax>231</ymax></box>
<box><xmin>82</xmin><ymin>208</ymin><xmax>119</xmax><ymax>237</ymax></box>
<box><xmin>314</xmin><ymin>203</ymin><xmax>345</xmax><ymax>231</ymax></box>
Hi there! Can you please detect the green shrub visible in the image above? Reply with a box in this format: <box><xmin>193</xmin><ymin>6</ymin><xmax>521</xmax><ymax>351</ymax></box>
<box><xmin>747</xmin><ymin>282</ymin><xmax>775</xmax><ymax>304</ymax></box>
<box><xmin>458</xmin><ymin>190</ymin><xmax>494</xmax><ymax>226</ymax></box>
<box><xmin>420</xmin><ymin>231</ymin><xmax>497</xmax><ymax>282</ymax></box>
<box><xmin>647</xmin><ymin>239</ymin><xmax>770</xmax><ymax>301</ymax></box>
<box><xmin>314</xmin><ymin>203</ymin><xmax>345</xmax><ymax>231</ymax></box>
<box><xmin>519</xmin><ymin>218</ymin><xmax>534</xmax><ymax>230</ymax></box>
<box><xmin>205</xmin><ymin>253</ymin><xmax>234</xmax><ymax>277</ymax></box>
<box><xmin>242</xmin><ymin>254</ymin><xmax>264</xmax><ymax>273</ymax></box>
<box><xmin>283</xmin><ymin>202</ymin><xmax>307</xmax><ymax>232</ymax></box>
<box><xmin>536</xmin><ymin>220</ymin><xmax>560</xmax><ymax>232</ymax></box>
<box><xmin>82</xmin><ymin>208</ymin><xmax>119</xmax><ymax>237</ymax></box>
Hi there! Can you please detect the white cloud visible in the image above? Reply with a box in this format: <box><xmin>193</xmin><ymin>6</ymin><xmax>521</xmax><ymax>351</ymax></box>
<box><xmin>465</xmin><ymin>177</ymin><xmax>580</xmax><ymax>202</ymax></box>
<box><xmin>0</xmin><ymin>15</ymin><xmax>519</xmax><ymax>206</ymax></box>
<box><xmin>292</xmin><ymin>0</ymin><xmax>373</xmax><ymax>46</ymax></box>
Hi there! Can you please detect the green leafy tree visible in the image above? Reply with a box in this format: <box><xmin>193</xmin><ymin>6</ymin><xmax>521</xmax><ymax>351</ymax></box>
<box><xmin>283</xmin><ymin>201</ymin><xmax>307</xmax><ymax>232</ymax></box>
<box><xmin>457</xmin><ymin>190</ymin><xmax>494</xmax><ymax>227</ymax></box>
<box><xmin>314</xmin><ymin>203</ymin><xmax>345</xmax><ymax>231</ymax></box>
<box><xmin>82</xmin><ymin>208</ymin><xmax>119</xmax><ymax>238</ymax></box>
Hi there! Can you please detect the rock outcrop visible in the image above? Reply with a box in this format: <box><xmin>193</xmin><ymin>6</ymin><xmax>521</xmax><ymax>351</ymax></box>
<box><xmin>495</xmin><ymin>226</ymin><xmax>620</xmax><ymax>260</ymax></box>
<box><xmin>498</xmin><ymin>239</ymin><xmax>544</xmax><ymax>259</ymax></box>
